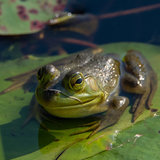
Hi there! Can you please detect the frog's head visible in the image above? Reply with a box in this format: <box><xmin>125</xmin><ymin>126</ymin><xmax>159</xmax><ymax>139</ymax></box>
<box><xmin>36</xmin><ymin>64</ymin><xmax>106</xmax><ymax>118</ymax></box>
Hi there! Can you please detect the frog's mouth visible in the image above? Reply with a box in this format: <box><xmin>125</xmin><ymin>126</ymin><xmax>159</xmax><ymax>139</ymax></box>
<box><xmin>45</xmin><ymin>89</ymin><xmax>105</xmax><ymax>109</ymax></box>
<box><xmin>40</xmin><ymin>90</ymin><xmax>106</xmax><ymax>118</ymax></box>
<box><xmin>53</xmin><ymin>95</ymin><xmax>103</xmax><ymax>109</ymax></box>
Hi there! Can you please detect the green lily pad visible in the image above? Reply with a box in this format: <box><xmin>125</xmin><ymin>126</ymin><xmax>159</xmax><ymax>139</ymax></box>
<box><xmin>0</xmin><ymin>0</ymin><xmax>67</xmax><ymax>35</ymax></box>
<box><xmin>0</xmin><ymin>42</ymin><xmax>159</xmax><ymax>160</ymax></box>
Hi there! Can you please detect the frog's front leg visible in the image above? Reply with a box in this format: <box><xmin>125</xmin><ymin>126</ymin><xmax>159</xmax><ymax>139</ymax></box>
<box><xmin>121</xmin><ymin>50</ymin><xmax>157</xmax><ymax>122</ymax></box>
<box><xmin>70</xmin><ymin>96</ymin><xmax>129</xmax><ymax>137</ymax></box>
<box><xmin>88</xmin><ymin>96</ymin><xmax>129</xmax><ymax>137</ymax></box>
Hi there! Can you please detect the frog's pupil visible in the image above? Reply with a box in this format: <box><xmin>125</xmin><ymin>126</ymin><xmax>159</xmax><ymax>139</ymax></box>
<box><xmin>76</xmin><ymin>78</ymin><xmax>82</xmax><ymax>84</ymax></box>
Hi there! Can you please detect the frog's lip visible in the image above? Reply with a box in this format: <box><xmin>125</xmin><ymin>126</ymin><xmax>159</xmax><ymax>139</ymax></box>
<box><xmin>44</xmin><ymin>94</ymin><xmax>104</xmax><ymax>110</ymax></box>
<box><xmin>43</xmin><ymin>94</ymin><xmax>106</xmax><ymax>118</ymax></box>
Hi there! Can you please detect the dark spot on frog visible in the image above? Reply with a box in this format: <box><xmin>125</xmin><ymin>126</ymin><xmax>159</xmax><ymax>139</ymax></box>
<box><xmin>158</xmin><ymin>130</ymin><xmax>160</xmax><ymax>134</ymax></box>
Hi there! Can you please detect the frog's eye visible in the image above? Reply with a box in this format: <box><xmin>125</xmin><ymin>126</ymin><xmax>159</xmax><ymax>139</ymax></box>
<box><xmin>69</xmin><ymin>72</ymin><xmax>85</xmax><ymax>91</ymax></box>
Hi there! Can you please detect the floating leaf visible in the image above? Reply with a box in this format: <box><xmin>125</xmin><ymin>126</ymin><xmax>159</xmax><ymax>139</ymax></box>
<box><xmin>0</xmin><ymin>42</ymin><xmax>159</xmax><ymax>160</ymax></box>
<box><xmin>0</xmin><ymin>0</ymin><xmax>67</xmax><ymax>35</ymax></box>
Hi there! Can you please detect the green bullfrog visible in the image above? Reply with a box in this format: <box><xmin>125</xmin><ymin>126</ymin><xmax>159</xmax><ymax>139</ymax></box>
<box><xmin>35</xmin><ymin>49</ymin><xmax>157</xmax><ymax>136</ymax></box>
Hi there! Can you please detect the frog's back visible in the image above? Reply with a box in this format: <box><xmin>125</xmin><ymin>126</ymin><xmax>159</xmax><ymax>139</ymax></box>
<box><xmin>78</xmin><ymin>54</ymin><xmax>121</xmax><ymax>93</ymax></box>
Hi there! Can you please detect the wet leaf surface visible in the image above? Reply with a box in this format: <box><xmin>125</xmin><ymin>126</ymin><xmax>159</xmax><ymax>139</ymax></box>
<box><xmin>0</xmin><ymin>42</ymin><xmax>159</xmax><ymax>160</ymax></box>
<box><xmin>86</xmin><ymin>116</ymin><xmax>160</xmax><ymax>160</ymax></box>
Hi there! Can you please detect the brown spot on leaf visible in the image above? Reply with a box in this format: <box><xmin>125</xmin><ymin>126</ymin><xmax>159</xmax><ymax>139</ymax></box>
<box><xmin>106</xmin><ymin>145</ymin><xmax>112</xmax><ymax>151</ymax></box>
<box><xmin>57</xmin><ymin>0</ymin><xmax>62</xmax><ymax>3</ymax></box>
<box><xmin>0</xmin><ymin>26</ymin><xmax>7</xmax><ymax>32</ymax></box>
<box><xmin>29</xmin><ymin>9</ymin><xmax>38</xmax><ymax>14</ymax></box>
<box><xmin>19</xmin><ymin>13</ymin><xmax>29</xmax><ymax>21</ymax></box>
<box><xmin>10</xmin><ymin>0</ymin><xmax>16</xmax><ymax>2</ymax></box>
<box><xmin>18</xmin><ymin>10</ymin><xmax>24</xmax><ymax>15</ymax></box>
<box><xmin>57</xmin><ymin>0</ymin><xmax>66</xmax><ymax>4</ymax></box>
<box><xmin>17</xmin><ymin>5</ymin><xmax>26</xmax><ymax>12</ymax></box>
<box><xmin>0</xmin><ymin>2</ymin><xmax>2</xmax><ymax>16</ymax></box>
<box><xmin>17</xmin><ymin>5</ymin><xmax>29</xmax><ymax>21</ymax></box>
<box><xmin>53</xmin><ymin>4</ymin><xmax>65</xmax><ymax>12</ymax></box>
<box><xmin>30</xmin><ymin>20</ymin><xmax>45</xmax><ymax>31</ymax></box>
<box><xmin>40</xmin><ymin>2</ymin><xmax>50</xmax><ymax>11</ymax></box>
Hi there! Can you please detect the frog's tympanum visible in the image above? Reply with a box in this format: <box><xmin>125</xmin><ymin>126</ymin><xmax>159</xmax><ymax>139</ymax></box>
<box><xmin>35</xmin><ymin>49</ymin><xmax>157</xmax><ymax>136</ymax></box>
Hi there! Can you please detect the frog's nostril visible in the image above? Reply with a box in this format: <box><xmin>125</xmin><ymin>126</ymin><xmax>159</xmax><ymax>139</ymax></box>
<box><xmin>43</xmin><ymin>89</ymin><xmax>60</xmax><ymax>100</ymax></box>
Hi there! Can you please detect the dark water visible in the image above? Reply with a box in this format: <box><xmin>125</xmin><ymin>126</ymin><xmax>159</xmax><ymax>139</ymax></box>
<box><xmin>0</xmin><ymin>0</ymin><xmax>160</xmax><ymax>61</ymax></box>
<box><xmin>66</xmin><ymin>0</ymin><xmax>160</xmax><ymax>44</ymax></box>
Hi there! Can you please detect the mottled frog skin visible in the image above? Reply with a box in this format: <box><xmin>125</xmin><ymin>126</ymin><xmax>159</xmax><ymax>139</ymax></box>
<box><xmin>35</xmin><ymin>49</ymin><xmax>157</xmax><ymax>136</ymax></box>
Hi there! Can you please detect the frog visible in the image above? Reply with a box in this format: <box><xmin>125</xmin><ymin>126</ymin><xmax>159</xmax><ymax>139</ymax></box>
<box><xmin>35</xmin><ymin>49</ymin><xmax>157</xmax><ymax>137</ymax></box>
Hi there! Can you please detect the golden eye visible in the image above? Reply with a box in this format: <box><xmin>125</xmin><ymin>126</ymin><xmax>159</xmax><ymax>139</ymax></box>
<box><xmin>69</xmin><ymin>72</ymin><xmax>85</xmax><ymax>91</ymax></box>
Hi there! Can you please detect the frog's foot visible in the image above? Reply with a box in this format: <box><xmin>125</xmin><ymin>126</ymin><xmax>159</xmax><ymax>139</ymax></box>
<box><xmin>131</xmin><ymin>90</ymin><xmax>150</xmax><ymax>122</ymax></box>
<box><xmin>122</xmin><ymin>50</ymin><xmax>158</xmax><ymax>122</ymax></box>
<box><xmin>70</xmin><ymin>121</ymin><xmax>100</xmax><ymax>136</ymax></box>
<box><xmin>145</xmin><ymin>69</ymin><xmax>158</xmax><ymax>107</ymax></box>
<box><xmin>132</xmin><ymin>70</ymin><xmax>157</xmax><ymax>121</ymax></box>
<box><xmin>88</xmin><ymin>96</ymin><xmax>129</xmax><ymax>138</ymax></box>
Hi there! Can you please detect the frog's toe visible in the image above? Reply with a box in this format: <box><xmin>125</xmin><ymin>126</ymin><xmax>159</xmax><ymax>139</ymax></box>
<box><xmin>131</xmin><ymin>94</ymin><xmax>147</xmax><ymax>122</ymax></box>
<box><xmin>79</xmin><ymin>120</ymin><xmax>99</xmax><ymax>127</ymax></box>
<box><xmin>146</xmin><ymin>71</ymin><xmax>158</xmax><ymax>108</ymax></box>
<box><xmin>132</xmin><ymin>75</ymin><xmax>157</xmax><ymax>122</ymax></box>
